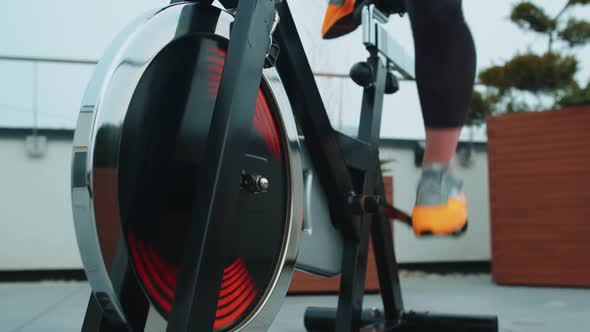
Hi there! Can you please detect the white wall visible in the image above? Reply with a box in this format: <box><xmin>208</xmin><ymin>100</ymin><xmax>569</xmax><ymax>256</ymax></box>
<box><xmin>0</xmin><ymin>136</ymin><xmax>82</xmax><ymax>270</ymax></box>
<box><xmin>0</xmin><ymin>135</ymin><xmax>489</xmax><ymax>271</ymax></box>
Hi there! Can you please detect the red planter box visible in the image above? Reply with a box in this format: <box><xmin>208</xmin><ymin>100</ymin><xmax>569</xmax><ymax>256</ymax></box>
<box><xmin>488</xmin><ymin>106</ymin><xmax>590</xmax><ymax>287</ymax></box>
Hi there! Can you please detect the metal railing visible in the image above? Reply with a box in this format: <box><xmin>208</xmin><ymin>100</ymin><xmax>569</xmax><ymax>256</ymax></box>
<box><xmin>0</xmin><ymin>55</ymin><xmax>97</xmax><ymax>130</ymax></box>
<box><xmin>0</xmin><ymin>55</ymin><xmax>98</xmax><ymax>65</ymax></box>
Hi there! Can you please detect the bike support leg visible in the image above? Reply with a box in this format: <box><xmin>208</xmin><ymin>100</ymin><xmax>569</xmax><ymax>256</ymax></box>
<box><xmin>372</xmin><ymin>176</ymin><xmax>404</xmax><ymax>322</ymax></box>
<box><xmin>81</xmin><ymin>241</ymin><xmax>149</xmax><ymax>332</ymax></box>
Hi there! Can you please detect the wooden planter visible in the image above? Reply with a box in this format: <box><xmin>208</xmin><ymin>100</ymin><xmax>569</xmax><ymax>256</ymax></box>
<box><xmin>487</xmin><ymin>106</ymin><xmax>590</xmax><ymax>287</ymax></box>
<box><xmin>288</xmin><ymin>176</ymin><xmax>394</xmax><ymax>294</ymax></box>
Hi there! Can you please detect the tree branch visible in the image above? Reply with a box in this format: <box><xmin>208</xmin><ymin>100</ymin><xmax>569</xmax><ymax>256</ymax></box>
<box><xmin>555</xmin><ymin>1</ymin><xmax>570</xmax><ymax>22</ymax></box>
<box><xmin>548</xmin><ymin>1</ymin><xmax>571</xmax><ymax>52</ymax></box>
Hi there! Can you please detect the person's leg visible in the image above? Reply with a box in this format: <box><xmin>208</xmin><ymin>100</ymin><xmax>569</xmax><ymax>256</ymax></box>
<box><xmin>407</xmin><ymin>0</ymin><xmax>476</xmax><ymax>164</ymax></box>
<box><xmin>406</xmin><ymin>0</ymin><xmax>477</xmax><ymax>236</ymax></box>
<box><xmin>422</xmin><ymin>128</ymin><xmax>462</xmax><ymax>166</ymax></box>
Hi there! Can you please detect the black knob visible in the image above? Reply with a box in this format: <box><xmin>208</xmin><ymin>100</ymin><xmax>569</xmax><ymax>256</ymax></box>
<box><xmin>385</xmin><ymin>71</ymin><xmax>400</xmax><ymax>94</ymax></box>
<box><xmin>350</xmin><ymin>62</ymin><xmax>375</xmax><ymax>88</ymax></box>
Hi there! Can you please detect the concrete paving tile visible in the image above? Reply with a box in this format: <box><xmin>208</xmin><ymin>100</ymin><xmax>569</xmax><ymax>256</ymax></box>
<box><xmin>0</xmin><ymin>282</ymin><xmax>84</xmax><ymax>332</ymax></box>
<box><xmin>4</xmin><ymin>275</ymin><xmax>590</xmax><ymax>332</ymax></box>
<box><xmin>14</xmin><ymin>283</ymin><xmax>89</xmax><ymax>332</ymax></box>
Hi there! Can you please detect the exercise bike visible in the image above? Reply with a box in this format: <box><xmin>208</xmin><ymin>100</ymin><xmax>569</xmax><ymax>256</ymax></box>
<box><xmin>71</xmin><ymin>0</ymin><xmax>498</xmax><ymax>331</ymax></box>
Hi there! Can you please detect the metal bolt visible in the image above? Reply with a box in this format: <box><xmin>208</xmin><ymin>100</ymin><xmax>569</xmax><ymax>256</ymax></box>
<box><xmin>257</xmin><ymin>176</ymin><xmax>270</xmax><ymax>192</ymax></box>
<box><xmin>242</xmin><ymin>173</ymin><xmax>269</xmax><ymax>194</ymax></box>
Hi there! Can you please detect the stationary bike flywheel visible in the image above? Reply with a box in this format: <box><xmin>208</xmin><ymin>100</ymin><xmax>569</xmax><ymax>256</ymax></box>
<box><xmin>71</xmin><ymin>3</ymin><xmax>302</xmax><ymax>331</ymax></box>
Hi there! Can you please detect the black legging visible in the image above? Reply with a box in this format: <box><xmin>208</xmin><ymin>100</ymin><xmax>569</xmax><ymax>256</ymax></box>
<box><xmin>405</xmin><ymin>0</ymin><xmax>476</xmax><ymax>128</ymax></box>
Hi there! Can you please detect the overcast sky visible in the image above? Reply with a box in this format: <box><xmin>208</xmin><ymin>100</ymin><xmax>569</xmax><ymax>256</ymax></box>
<box><xmin>0</xmin><ymin>0</ymin><xmax>588</xmax><ymax>141</ymax></box>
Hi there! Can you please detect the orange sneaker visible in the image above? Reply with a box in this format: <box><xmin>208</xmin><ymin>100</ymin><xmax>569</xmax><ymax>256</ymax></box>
<box><xmin>412</xmin><ymin>163</ymin><xmax>468</xmax><ymax>237</ymax></box>
<box><xmin>321</xmin><ymin>0</ymin><xmax>363</xmax><ymax>39</ymax></box>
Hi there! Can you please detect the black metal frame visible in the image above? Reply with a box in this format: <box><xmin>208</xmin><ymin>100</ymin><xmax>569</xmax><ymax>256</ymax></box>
<box><xmin>81</xmin><ymin>0</ymin><xmax>498</xmax><ymax>331</ymax></box>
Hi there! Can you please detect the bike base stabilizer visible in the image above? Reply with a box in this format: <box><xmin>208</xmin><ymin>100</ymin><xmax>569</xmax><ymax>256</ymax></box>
<box><xmin>305</xmin><ymin>307</ymin><xmax>498</xmax><ymax>332</ymax></box>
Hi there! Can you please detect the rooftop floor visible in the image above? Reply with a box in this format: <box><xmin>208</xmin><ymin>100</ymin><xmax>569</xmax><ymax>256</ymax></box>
<box><xmin>1</xmin><ymin>274</ymin><xmax>588</xmax><ymax>332</ymax></box>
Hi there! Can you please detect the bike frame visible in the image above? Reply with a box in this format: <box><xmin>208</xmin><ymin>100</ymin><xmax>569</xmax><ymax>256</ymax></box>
<box><xmin>146</xmin><ymin>0</ymin><xmax>400</xmax><ymax>330</ymax></box>
<box><xmin>164</xmin><ymin>0</ymin><xmax>403</xmax><ymax>330</ymax></box>
<box><xmin>80</xmin><ymin>1</ymin><xmax>498</xmax><ymax>331</ymax></box>
<box><xmin>273</xmin><ymin>3</ymin><xmax>403</xmax><ymax>330</ymax></box>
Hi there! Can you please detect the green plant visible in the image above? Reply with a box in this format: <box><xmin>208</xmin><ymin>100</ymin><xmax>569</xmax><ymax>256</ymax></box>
<box><xmin>379</xmin><ymin>158</ymin><xmax>396</xmax><ymax>174</ymax></box>
<box><xmin>467</xmin><ymin>0</ymin><xmax>590</xmax><ymax>125</ymax></box>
